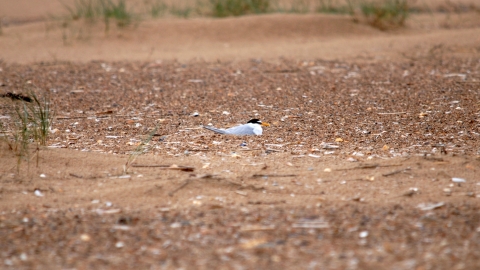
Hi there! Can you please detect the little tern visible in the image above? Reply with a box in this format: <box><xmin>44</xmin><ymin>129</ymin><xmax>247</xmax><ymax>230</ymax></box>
<box><xmin>203</xmin><ymin>119</ymin><xmax>270</xmax><ymax>135</ymax></box>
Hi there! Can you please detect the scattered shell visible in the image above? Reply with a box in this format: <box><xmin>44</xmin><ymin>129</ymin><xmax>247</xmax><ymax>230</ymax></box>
<box><xmin>352</xmin><ymin>152</ymin><xmax>364</xmax><ymax>157</ymax></box>
<box><xmin>80</xmin><ymin>234</ymin><xmax>91</xmax><ymax>242</ymax></box>
<box><xmin>321</xmin><ymin>143</ymin><xmax>339</xmax><ymax>149</ymax></box>
<box><xmin>452</xmin><ymin>177</ymin><xmax>466</xmax><ymax>183</ymax></box>
<box><xmin>34</xmin><ymin>190</ymin><xmax>44</xmax><ymax>197</ymax></box>
<box><xmin>359</xmin><ymin>231</ymin><xmax>369</xmax><ymax>238</ymax></box>
<box><xmin>417</xmin><ymin>202</ymin><xmax>445</xmax><ymax>211</ymax></box>
<box><xmin>95</xmin><ymin>209</ymin><xmax>121</xmax><ymax>215</ymax></box>
<box><xmin>170</xmin><ymin>222</ymin><xmax>182</xmax><ymax>228</ymax></box>
<box><xmin>240</xmin><ymin>225</ymin><xmax>275</xmax><ymax>232</ymax></box>
<box><xmin>240</xmin><ymin>238</ymin><xmax>269</xmax><ymax>249</ymax></box>
<box><xmin>39</xmin><ymin>174</ymin><xmax>46</xmax><ymax>178</ymax></box>
<box><xmin>443</xmin><ymin>73</ymin><xmax>466</xmax><ymax>80</ymax></box>
<box><xmin>19</xmin><ymin>253</ymin><xmax>27</xmax><ymax>261</ymax></box>
<box><xmin>235</xmin><ymin>190</ymin><xmax>247</xmax><ymax>196</ymax></box>
<box><xmin>292</xmin><ymin>219</ymin><xmax>329</xmax><ymax>229</ymax></box>
<box><xmin>188</xmin><ymin>79</ymin><xmax>204</xmax><ymax>83</ymax></box>
<box><xmin>192</xmin><ymin>200</ymin><xmax>202</xmax><ymax>206</ymax></box>
<box><xmin>324</xmin><ymin>168</ymin><xmax>332</xmax><ymax>172</ymax></box>
<box><xmin>112</xmin><ymin>225</ymin><xmax>131</xmax><ymax>231</ymax></box>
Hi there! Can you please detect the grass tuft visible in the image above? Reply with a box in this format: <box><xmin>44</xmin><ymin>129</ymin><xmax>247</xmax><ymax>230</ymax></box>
<box><xmin>170</xmin><ymin>4</ymin><xmax>194</xmax><ymax>18</ymax></box>
<box><xmin>64</xmin><ymin>0</ymin><xmax>100</xmax><ymax>22</ymax></box>
<box><xmin>209</xmin><ymin>0</ymin><xmax>271</xmax><ymax>17</ymax></box>
<box><xmin>102</xmin><ymin>0</ymin><xmax>132</xmax><ymax>29</ymax></box>
<box><xmin>144</xmin><ymin>0</ymin><xmax>168</xmax><ymax>18</ymax></box>
<box><xmin>124</xmin><ymin>126</ymin><xmax>159</xmax><ymax>174</ymax></box>
<box><xmin>358</xmin><ymin>0</ymin><xmax>409</xmax><ymax>30</ymax></box>
<box><xmin>58</xmin><ymin>0</ymin><xmax>412</xmax><ymax>34</ymax></box>
<box><xmin>1</xmin><ymin>89</ymin><xmax>53</xmax><ymax>172</ymax></box>
<box><xmin>63</xmin><ymin>0</ymin><xmax>136</xmax><ymax>32</ymax></box>
<box><xmin>316</xmin><ymin>0</ymin><xmax>353</xmax><ymax>14</ymax></box>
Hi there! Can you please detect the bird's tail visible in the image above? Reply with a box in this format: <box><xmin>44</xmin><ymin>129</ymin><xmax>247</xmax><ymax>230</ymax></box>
<box><xmin>203</xmin><ymin>125</ymin><xmax>228</xmax><ymax>134</ymax></box>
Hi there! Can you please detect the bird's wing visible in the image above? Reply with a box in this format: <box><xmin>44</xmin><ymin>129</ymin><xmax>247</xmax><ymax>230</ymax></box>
<box><xmin>252</xmin><ymin>124</ymin><xmax>263</xmax><ymax>135</ymax></box>
<box><xmin>224</xmin><ymin>124</ymin><xmax>257</xmax><ymax>135</ymax></box>
<box><xmin>203</xmin><ymin>126</ymin><xmax>229</xmax><ymax>134</ymax></box>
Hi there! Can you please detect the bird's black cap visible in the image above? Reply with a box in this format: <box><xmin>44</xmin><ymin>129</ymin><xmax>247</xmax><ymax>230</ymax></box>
<box><xmin>247</xmin><ymin>119</ymin><xmax>262</xmax><ymax>124</ymax></box>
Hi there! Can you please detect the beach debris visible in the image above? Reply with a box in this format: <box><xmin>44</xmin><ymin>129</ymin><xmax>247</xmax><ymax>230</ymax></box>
<box><xmin>417</xmin><ymin>202</ymin><xmax>445</xmax><ymax>211</ymax></box>
<box><xmin>292</xmin><ymin>218</ymin><xmax>329</xmax><ymax>229</ymax></box>
<box><xmin>34</xmin><ymin>189</ymin><xmax>44</xmax><ymax>197</ymax></box>
<box><xmin>132</xmin><ymin>164</ymin><xmax>194</xmax><ymax>171</ymax></box>
<box><xmin>359</xmin><ymin>231</ymin><xmax>369</xmax><ymax>238</ymax></box>
<box><xmin>452</xmin><ymin>177</ymin><xmax>466</xmax><ymax>183</ymax></box>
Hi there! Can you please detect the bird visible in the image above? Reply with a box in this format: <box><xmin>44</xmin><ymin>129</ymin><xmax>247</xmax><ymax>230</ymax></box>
<box><xmin>203</xmin><ymin>119</ymin><xmax>270</xmax><ymax>135</ymax></box>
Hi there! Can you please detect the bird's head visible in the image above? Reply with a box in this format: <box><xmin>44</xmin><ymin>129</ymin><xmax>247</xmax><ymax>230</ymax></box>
<box><xmin>247</xmin><ymin>119</ymin><xmax>270</xmax><ymax>127</ymax></box>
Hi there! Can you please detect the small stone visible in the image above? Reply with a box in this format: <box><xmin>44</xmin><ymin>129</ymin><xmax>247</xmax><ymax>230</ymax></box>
<box><xmin>452</xmin><ymin>177</ymin><xmax>466</xmax><ymax>183</ymax></box>
<box><xmin>359</xmin><ymin>231</ymin><xmax>369</xmax><ymax>238</ymax></box>
<box><xmin>80</xmin><ymin>234</ymin><xmax>91</xmax><ymax>242</ymax></box>
<box><xmin>34</xmin><ymin>190</ymin><xmax>44</xmax><ymax>197</ymax></box>
<box><xmin>19</xmin><ymin>253</ymin><xmax>27</xmax><ymax>261</ymax></box>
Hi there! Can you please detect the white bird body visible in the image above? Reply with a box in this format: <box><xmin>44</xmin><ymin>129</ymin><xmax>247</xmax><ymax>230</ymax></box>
<box><xmin>203</xmin><ymin>119</ymin><xmax>269</xmax><ymax>136</ymax></box>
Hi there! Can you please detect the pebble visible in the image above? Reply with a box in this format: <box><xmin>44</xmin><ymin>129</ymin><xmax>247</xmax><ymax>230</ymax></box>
<box><xmin>452</xmin><ymin>177</ymin><xmax>466</xmax><ymax>183</ymax></box>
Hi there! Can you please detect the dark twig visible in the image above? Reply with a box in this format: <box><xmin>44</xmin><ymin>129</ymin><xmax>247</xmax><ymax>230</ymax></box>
<box><xmin>132</xmin><ymin>164</ymin><xmax>194</xmax><ymax>172</ymax></box>
<box><xmin>336</xmin><ymin>163</ymin><xmax>402</xmax><ymax>171</ymax></box>
<box><xmin>1</xmin><ymin>92</ymin><xmax>32</xmax><ymax>102</ymax></box>
<box><xmin>168</xmin><ymin>179</ymin><xmax>192</xmax><ymax>196</ymax></box>
<box><xmin>252</xmin><ymin>174</ymin><xmax>297</xmax><ymax>178</ymax></box>
<box><xmin>382</xmin><ymin>168</ymin><xmax>411</xmax><ymax>177</ymax></box>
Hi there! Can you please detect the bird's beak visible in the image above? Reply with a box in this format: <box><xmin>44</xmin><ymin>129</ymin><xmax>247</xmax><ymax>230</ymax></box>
<box><xmin>261</xmin><ymin>122</ymin><xmax>270</xmax><ymax>127</ymax></box>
